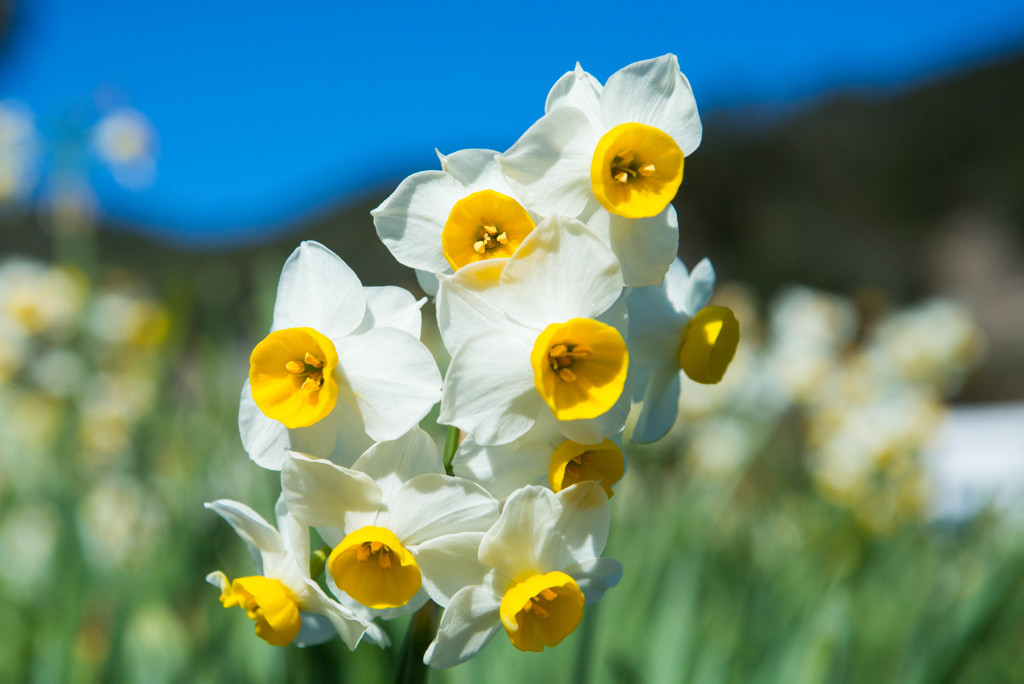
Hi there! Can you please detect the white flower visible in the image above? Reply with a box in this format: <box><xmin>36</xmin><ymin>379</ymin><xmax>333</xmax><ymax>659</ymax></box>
<box><xmin>453</xmin><ymin>414</ymin><xmax>625</xmax><ymax>500</ymax></box>
<box><xmin>372</xmin><ymin>149</ymin><xmax>538</xmax><ymax>280</ymax></box>
<box><xmin>92</xmin><ymin>107</ymin><xmax>157</xmax><ymax>189</ymax></box>
<box><xmin>437</xmin><ymin>215</ymin><xmax>630</xmax><ymax>446</ymax></box>
<box><xmin>424</xmin><ymin>483</ymin><xmax>622</xmax><ymax>668</ymax></box>
<box><xmin>281</xmin><ymin>427</ymin><xmax>499</xmax><ymax>618</ymax></box>
<box><xmin>205</xmin><ymin>496</ymin><xmax>385</xmax><ymax>649</ymax></box>
<box><xmin>626</xmin><ymin>257</ymin><xmax>738</xmax><ymax>443</ymax></box>
<box><xmin>500</xmin><ymin>55</ymin><xmax>701</xmax><ymax>286</ymax></box>
<box><xmin>239</xmin><ymin>241</ymin><xmax>442</xmax><ymax>470</ymax></box>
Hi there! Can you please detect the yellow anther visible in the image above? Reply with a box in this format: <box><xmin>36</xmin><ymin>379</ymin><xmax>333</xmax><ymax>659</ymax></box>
<box><xmin>639</xmin><ymin>163</ymin><xmax>656</xmax><ymax>176</ymax></box>
<box><xmin>482</xmin><ymin>223</ymin><xmax>498</xmax><ymax>236</ymax></box>
<box><xmin>473</xmin><ymin>240</ymin><xmax>487</xmax><ymax>254</ymax></box>
<box><xmin>369</xmin><ymin>541</ymin><xmax>383</xmax><ymax>554</ymax></box>
<box><xmin>558</xmin><ymin>368</ymin><xmax>577</xmax><ymax>382</ymax></box>
<box><xmin>301</xmin><ymin>377</ymin><xmax>319</xmax><ymax>391</ymax></box>
<box><xmin>579</xmin><ymin>452</ymin><xmax>594</xmax><ymax>465</ymax></box>
<box><xmin>531</xmin><ymin>604</ymin><xmax>550</xmax><ymax>619</ymax></box>
<box><xmin>379</xmin><ymin>552</ymin><xmax>392</xmax><ymax>569</ymax></box>
<box><xmin>567</xmin><ymin>344</ymin><xmax>592</xmax><ymax>358</ymax></box>
<box><xmin>303</xmin><ymin>352</ymin><xmax>324</xmax><ymax>369</ymax></box>
<box><xmin>613</xmin><ymin>171</ymin><xmax>629</xmax><ymax>183</ymax></box>
<box><xmin>522</xmin><ymin>599</ymin><xmax>532</xmax><ymax>613</ymax></box>
<box><xmin>285</xmin><ymin>360</ymin><xmax>305</xmax><ymax>374</ymax></box>
<box><xmin>496</xmin><ymin>232</ymin><xmax>508</xmax><ymax>245</ymax></box>
<box><xmin>540</xmin><ymin>588</ymin><xmax>557</xmax><ymax>601</ymax></box>
<box><xmin>549</xmin><ymin>344</ymin><xmax>568</xmax><ymax>358</ymax></box>
<box><xmin>356</xmin><ymin>545</ymin><xmax>372</xmax><ymax>562</ymax></box>
<box><xmin>565</xmin><ymin>463</ymin><xmax>580</xmax><ymax>478</ymax></box>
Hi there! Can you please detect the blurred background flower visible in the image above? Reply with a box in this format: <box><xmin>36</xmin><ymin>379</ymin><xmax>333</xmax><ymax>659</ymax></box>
<box><xmin>0</xmin><ymin>0</ymin><xmax>1022</xmax><ymax>682</ymax></box>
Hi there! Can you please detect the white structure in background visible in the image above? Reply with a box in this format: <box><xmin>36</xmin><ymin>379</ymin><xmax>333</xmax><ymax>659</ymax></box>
<box><xmin>0</xmin><ymin>100</ymin><xmax>41</xmax><ymax>204</ymax></box>
<box><xmin>924</xmin><ymin>402</ymin><xmax>1024</xmax><ymax>521</ymax></box>
<box><xmin>92</xmin><ymin>107</ymin><xmax>157</xmax><ymax>189</ymax></box>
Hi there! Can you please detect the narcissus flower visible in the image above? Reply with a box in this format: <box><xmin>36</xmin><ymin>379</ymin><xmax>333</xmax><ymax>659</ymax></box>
<box><xmin>281</xmin><ymin>428</ymin><xmax>499</xmax><ymax>617</ymax></box>
<box><xmin>500</xmin><ymin>55</ymin><xmax>700</xmax><ymax>286</ymax></box>
<box><xmin>239</xmin><ymin>241</ymin><xmax>442</xmax><ymax>470</ymax></box>
<box><xmin>626</xmin><ymin>257</ymin><xmax>739</xmax><ymax>443</ymax></box>
<box><xmin>205</xmin><ymin>497</ymin><xmax>386</xmax><ymax>649</ymax></box>
<box><xmin>453</xmin><ymin>415</ymin><xmax>625</xmax><ymax>499</ymax></box>
<box><xmin>424</xmin><ymin>483</ymin><xmax>622</xmax><ymax>667</ymax></box>
<box><xmin>372</xmin><ymin>149</ymin><xmax>538</xmax><ymax>280</ymax></box>
<box><xmin>437</xmin><ymin>215</ymin><xmax>630</xmax><ymax>446</ymax></box>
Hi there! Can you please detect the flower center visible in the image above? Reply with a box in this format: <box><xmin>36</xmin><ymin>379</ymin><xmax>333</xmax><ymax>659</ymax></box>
<box><xmin>441</xmin><ymin>189</ymin><xmax>536</xmax><ymax>271</ymax></box>
<box><xmin>499</xmin><ymin>571</ymin><xmax>584</xmax><ymax>652</ymax></box>
<box><xmin>531</xmin><ymin>318</ymin><xmax>628</xmax><ymax>421</ymax></box>
<box><xmin>249</xmin><ymin>327</ymin><xmax>339</xmax><ymax>429</ymax></box>
<box><xmin>548</xmin><ymin>438</ymin><xmax>624</xmax><ymax>498</ymax></box>
<box><xmin>677</xmin><ymin>306</ymin><xmax>740</xmax><ymax>384</ymax></box>
<box><xmin>219</xmin><ymin>575</ymin><xmax>301</xmax><ymax>647</ymax></box>
<box><xmin>590</xmin><ymin>122</ymin><xmax>683</xmax><ymax>219</ymax></box>
<box><xmin>327</xmin><ymin>526</ymin><xmax>422</xmax><ymax>609</ymax></box>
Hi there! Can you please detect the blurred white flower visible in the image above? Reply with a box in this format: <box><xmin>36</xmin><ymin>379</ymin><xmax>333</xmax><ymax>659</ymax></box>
<box><xmin>92</xmin><ymin>107</ymin><xmax>157</xmax><ymax>189</ymax></box>
<box><xmin>0</xmin><ymin>502</ymin><xmax>60</xmax><ymax>595</ymax></box>
<box><xmin>0</xmin><ymin>100</ymin><xmax>41</xmax><ymax>204</ymax></box>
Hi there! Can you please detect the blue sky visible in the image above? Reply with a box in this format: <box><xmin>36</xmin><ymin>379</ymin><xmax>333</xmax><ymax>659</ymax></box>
<box><xmin>3</xmin><ymin>0</ymin><xmax>1024</xmax><ymax>246</ymax></box>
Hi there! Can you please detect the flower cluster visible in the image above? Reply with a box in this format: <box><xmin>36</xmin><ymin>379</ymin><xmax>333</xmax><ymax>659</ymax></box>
<box><xmin>208</xmin><ymin>54</ymin><xmax>740</xmax><ymax>668</ymax></box>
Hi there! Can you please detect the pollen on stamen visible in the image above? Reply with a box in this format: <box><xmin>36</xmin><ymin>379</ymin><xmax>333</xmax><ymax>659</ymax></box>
<box><xmin>496</xmin><ymin>232</ymin><xmax>508</xmax><ymax>245</ymax></box>
<box><xmin>540</xmin><ymin>588</ymin><xmax>557</xmax><ymax>601</ymax></box>
<box><xmin>473</xmin><ymin>240</ymin><xmax>487</xmax><ymax>254</ymax></box>
<box><xmin>303</xmin><ymin>352</ymin><xmax>324</xmax><ymax>369</ymax></box>
<box><xmin>379</xmin><ymin>552</ymin><xmax>392</xmax><ymax>569</ymax></box>
<box><xmin>639</xmin><ymin>163</ymin><xmax>656</xmax><ymax>176</ymax></box>
<box><xmin>285</xmin><ymin>360</ymin><xmax>305</xmax><ymax>374</ymax></box>
<box><xmin>558</xmin><ymin>368</ymin><xmax>577</xmax><ymax>382</ymax></box>
<box><xmin>531</xmin><ymin>604</ymin><xmax>550</xmax><ymax>618</ymax></box>
<box><xmin>482</xmin><ymin>223</ymin><xmax>498</xmax><ymax>236</ymax></box>
<box><xmin>356</xmin><ymin>545</ymin><xmax>372</xmax><ymax>562</ymax></box>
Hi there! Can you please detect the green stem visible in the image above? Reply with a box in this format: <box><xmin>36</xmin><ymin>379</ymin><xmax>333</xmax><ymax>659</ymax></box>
<box><xmin>309</xmin><ymin>543</ymin><xmax>331</xmax><ymax>579</ymax></box>
<box><xmin>443</xmin><ymin>426</ymin><xmax>460</xmax><ymax>477</ymax></box>
<box><xmin>392</xmin><ymin>601</ymin><xmax>440</xmax><ymax>684</ymax></box>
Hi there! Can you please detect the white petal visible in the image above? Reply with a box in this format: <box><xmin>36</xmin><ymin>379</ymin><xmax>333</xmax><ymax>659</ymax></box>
<box><xmin>588</xmin><ymin>205</ymin><xmax>678</xmax><ymax>287</ymax></box>
<box><xmin>438</xmin><ymin>148</ymin><xmax>500</xmax><ymax>186</ymax></box>
<box><xmin>293</xmin><ymin>612</ymin><xmax>338</xmax><ymax>647</ymax></box>
<box><xmin>300</xmin><ymin>579</ymin><xmax>386</xmax><ymax>649</ymax></box>
<box><xmin>240</xmin><ymin>380</ymin><xmax>359</xmax><ymax>470</ymax></box>
<box><xmin>412</xmin><ymin>531</ymin><xmax>490</xmax><ymax>606</ymax></box>
<box><xmin>562</xmin><ymin>557</ymin><xmax>623</xmax><ymax>604</ymax></box>
<box><xmin>545</xmin><ymin>62</ymin><xmax>603</xmax><ymax>119</ymax></box>
<box><xmin>540</xmin><ymin>481</ymin><xmax>611</xmax><ymax>569</ymax></box>
<box><xmin>625</xmin><ymin>282</ymin><xmax>687</xmax><ymax>396</ymax></box>
<box><xmin>500</xmin><ymin>107</ymin><xmax>601</xmax><ymax>218</ymax></box>
<box><xmin>371</xmin><ymin>170</ymin><xmax>464</xmax><ymax>273</ymax></box>
<box><xmin>349</xmin><ymin>427</ymin><xmax>444</xmax><ymax>502</ymax></box>
<box><xmin>631</xmin><ymin>367</ymin><xmax>682</xmax><ymax>444</ymax></box>
<box><xmin>435</xmin><ymin>259</ymin><xmax>512</xmax><ymax>357</ymax></box>
<box><xmin>206</xmin><ymin>570</ymin><xmax>229</xmax><ymax>592</ymax></box>
<box><xmin>382</xmin><ymin>474</ymin><xmax>498</xmax><ymax>547</ymax></box>
<box><xmin>353</xmin><ymin>286</ymin><xmax>424</xmax><ymax>338</ymax></box>
<box><xmin>239</xmin><ymin>381</ymin><xmax>293</xmax><ymax>470</ymax></box>
<box><xmin>280</xmin><ymin>452</ymin><xmax>382</xmax><ymax>534</ymax></box>
<box><xmin>415</xmin><ymin>268</ymin><xmax>440</xmax><ymax>297</ymax></box>
<box><xmin>452</xmin><ymin>437</ymin><xmax>551</xmax><ymax>499</ymax></box>
<box><xmin>271</xmin><ymin>241</ymin><xmax>366</xmax><ymax>337</ymax></box>
<box><xmin>439</xmin><ymin>329</ymin><xmax>539</xmax><ymax>446</ymax></box>
<box><xmin>677</xmin><ymin>257</ymin><xmax>716</xmax><ymax>316</ymax></box>
<box><xmin>274</xmin><ymin>494</ymin><xmax>310</xmax><ymax>577</ymax></box>
<box><xmin>424</xmin><ymin>585</ymin><xmax>501</xmax><ymax>669</ymax></box>
<box><xmin>499</xmin><ymin>215</ymin><xmax>623</xmax><ymax>328</ymax></box>
<box><xmin>334</xmin><ymin>328</ymin><xmax>442</xmax><ymax>442</ymax></box>
<box><xmin>204</xmin><ymin>499</ymin><xmax>282</xmax><ymax>572</ymax></box>
<box><xmin>478</xmin><ymin>485</ymin><xmax>562</xmax><ymax>580</ymax></box>
<box><xmin>600</xmin><ymin>53</ymin><xmax>702</xmax><ymax>157</ymax></box>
